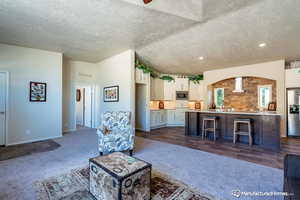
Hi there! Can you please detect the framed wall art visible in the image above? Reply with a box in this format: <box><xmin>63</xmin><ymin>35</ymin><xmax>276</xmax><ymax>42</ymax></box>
<box><xmin>103</xmin><ymin>86</ymin><xmax>119</xmax><ymax>102</ymax></box>
<box><xmin>30</xmin><ymin>82</ymin><xmax>47</xmax><ymax>102</ymax></box>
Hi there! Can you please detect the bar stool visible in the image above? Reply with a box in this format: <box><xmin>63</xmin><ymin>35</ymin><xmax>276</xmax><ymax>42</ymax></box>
<box><xmin>202</xmin><ymin>117</ymin><xmax>217</xmax><ymax>141</ymax></box>
<box><xmin>233</xmin><ymin>118</ymin><xmax>252</xmax><ymax>146</ymax></box>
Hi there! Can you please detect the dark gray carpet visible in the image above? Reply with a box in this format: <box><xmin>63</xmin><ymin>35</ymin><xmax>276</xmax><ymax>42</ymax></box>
<box><xmin>0</xmin><ymin>140</ymin><xmax>60</xmax><ymax>161</ymax></box>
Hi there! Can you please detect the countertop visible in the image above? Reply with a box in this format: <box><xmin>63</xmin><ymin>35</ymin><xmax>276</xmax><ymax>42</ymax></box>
<box><xmin>150</xmin><ymin>108</ymin><xmax>189</xmax><ymax>111</ymax></box>
<box><xmin>187</xmin><ymin>110</ymin><xmax>281</xmax><ymax>116</ymax></box>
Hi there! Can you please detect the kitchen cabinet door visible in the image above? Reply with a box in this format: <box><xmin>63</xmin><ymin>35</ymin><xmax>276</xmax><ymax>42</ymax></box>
<box><xmin>150</xmin><ymin>77</ymin><xmax>156</xmax><ymax>100</ymax></box>
<box><xmin>175</xmin><ymin>77</ymin><xmax>189</xmax><ymax>91</ymax></box>
<box><xmin>175</xmin><ymin>109</ymin><xmax>186</xmax><ymax>125</ymax></box>
<box><xmin>160</xmin><ymin>110</ymin><xmax>166</xmax><ymax>124</ymax></box>
<box><xmin>135</xmin><ymin>68</ymin><xmax>142</xmax><ymax>83</ymax></box>
<box><xmin>167</xmin><ymin>110</ymin><xmax>176</xmax><ymax>125</ymax></box>
<box><xmin>164</xmin><ymin>80</ymin><xmax>175</xmax><ymax>101</ymax></box>
<box><xmin>142</xmin><ymin>71</ymin><xmax>149</xmax><ymax>84</ymax></box>
<box><xmin>150</xmin><ymin>111</ymin><xmax>156</xmax><ymax>127</ymax></box>
<box><xmin>189</xmin><ymin>81</ymin><xmax>204</xmax><ymax>101</ymax></box>
<box><xmin>136</xmin><ymin>68</ymin><xmax>149</xmax><ymax>84</ymax></box>
<box><xmin>155</xmin><ymin>78</ymin><xmax>164</xmax><ymax>100</ymax></box>
<box><xmin>151</xmin><ymin>78</ymin><xmax>164</xmax><ymax>100</ymax></box>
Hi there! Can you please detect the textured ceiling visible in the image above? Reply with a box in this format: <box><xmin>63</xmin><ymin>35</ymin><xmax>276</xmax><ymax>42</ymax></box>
<box><xmin>137</xmin><ymin>0</ymin><xmax>300</xmax><ymax>73</ymax></box>
<box><xmin>0</xmin><ymin>0</ymin><xmax>300</xmax><ymax>74</ymax></box>
<box><xmin>0</xmin><ymin>0</ymin><xmax>196</xmax><ymax>62</ymax></box>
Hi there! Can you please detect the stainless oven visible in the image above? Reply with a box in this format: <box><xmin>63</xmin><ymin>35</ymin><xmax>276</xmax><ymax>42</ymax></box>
<box><xmin>176</xmin><ymin>91</ymin><xmax>189</xmax><ymax>100</ymax></box>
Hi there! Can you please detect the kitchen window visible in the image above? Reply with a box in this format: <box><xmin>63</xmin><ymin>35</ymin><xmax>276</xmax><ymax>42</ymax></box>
<box><xmin>214</xmin><ymin>88</ymin><xmax>224</xmax><ymax>108</ymax></box>
<box><xmin>258</xmin><ymin>85</ymin><xmax>272</xmax><ymax>109</ymax></box>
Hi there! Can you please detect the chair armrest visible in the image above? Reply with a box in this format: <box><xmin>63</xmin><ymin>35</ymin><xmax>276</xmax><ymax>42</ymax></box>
<box><xmin>284</xmin><ymin>154</ymin><xmax>300</xmax><ymax>179</ymax></box>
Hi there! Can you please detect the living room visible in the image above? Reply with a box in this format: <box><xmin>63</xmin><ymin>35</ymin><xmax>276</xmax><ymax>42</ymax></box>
<box><xmin>1</xmin><ymin>0</ymin><xmax>300</xmax><ymax>200</ymax></box>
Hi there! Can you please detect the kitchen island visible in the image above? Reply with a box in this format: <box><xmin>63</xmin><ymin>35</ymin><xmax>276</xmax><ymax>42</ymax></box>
<box><xmin>185</xmin><ymin>110</ymin><xmax>281</xmax><ymax>151</ymax></box>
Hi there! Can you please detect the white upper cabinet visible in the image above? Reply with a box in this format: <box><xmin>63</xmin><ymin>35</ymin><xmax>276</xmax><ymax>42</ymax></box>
<box><xmin>135</xmin><ymin>68</ymin><xmax>149</xmax><ymax>84</ymax></box>
<box><xmin>150</xmin><ymin>77</ymin><xmax>164</xmax><ymax>100</ymax></box>
<box><xmin>189</xmin><ymin>80</ymin><xmax>204</xmax><ymax>101</ymax></box>
<box><xmin>150</xmin><ymin>77</ymin><xmax>156</xmax><ymax>100</ymax></box>
<box><xmin>163</xmin><ymin>80</ymin><xmax>175</xmax><ymax>101</ymax></box>
<box><xmin>175</xmin><ymin>77</ymin><xmax>189</xmax><ymax>91</ymax></box>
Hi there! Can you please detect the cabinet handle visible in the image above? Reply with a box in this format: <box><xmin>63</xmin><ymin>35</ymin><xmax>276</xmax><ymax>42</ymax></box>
<box><xmin>0</xmin><ymin>112</ymin><xmax>5</xmax><ymax>115</ymax></box>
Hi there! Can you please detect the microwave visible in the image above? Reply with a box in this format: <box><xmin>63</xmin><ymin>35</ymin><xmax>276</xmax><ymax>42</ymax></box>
<box><xmin>176</xmin><ymin>91</ymin><xmax>189</xmax><ymax>100</ymax></box>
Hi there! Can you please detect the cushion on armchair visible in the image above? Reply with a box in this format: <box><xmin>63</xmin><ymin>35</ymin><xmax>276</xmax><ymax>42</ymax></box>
<box><xmin>97</xmin><ymin>111</ymin><xmax>133</xmax><ymax>154</ymax></box>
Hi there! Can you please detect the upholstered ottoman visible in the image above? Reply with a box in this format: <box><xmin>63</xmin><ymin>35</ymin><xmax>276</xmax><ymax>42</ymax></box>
<box><xmin>89</xmin><ymin>152</ymin><xmax>151</xmax><ymax>200</ymax></box>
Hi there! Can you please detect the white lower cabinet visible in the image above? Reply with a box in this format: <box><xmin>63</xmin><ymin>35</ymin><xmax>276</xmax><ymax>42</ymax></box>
<box><xmin>167</xmin><ymin>110</ymin><xmax>176</xmax><ymax>125</ymax></box>
<box><xmin>150</xmin><ymin>110</ymin><xmax>166</xmax><ymax>129</ymax></box>
<box><xmin>151</xmin><ymin>109</ymin><xmax>186</xmax><ymax>129</ymax></box>
<box><xmin>174</xmin><ymin>109</ymin><xmax>186</xmax><ymax>126</ymax></box>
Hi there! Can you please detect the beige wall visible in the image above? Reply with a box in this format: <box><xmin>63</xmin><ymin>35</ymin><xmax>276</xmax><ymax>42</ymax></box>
<box><xmin>203</xmin><ymin>60</ymin><xmax>286</xmax><ymax>136</ymax></box>
<box><xmin>286</xmin><ymin>68</ymin><xmax>300</xmax><ymax>88</ymax></box>
<box><xmin>0</xmin><ymin>44</ymin><xmax>63</xmax><ymax>145</ymax></box>
<box><xmin>62</xmin><ymin>50</ymin><xmax>135</xmax><ymax>131</ymax></box>
<box><xmin>62</xmin><ymin>59</ymin><xmax>99</xmax><ymax>132</ymax></box>
<box><xmin>97</xmin><ymin>50</ymin><xmax>135</xmax><ymax>127</ymax></box>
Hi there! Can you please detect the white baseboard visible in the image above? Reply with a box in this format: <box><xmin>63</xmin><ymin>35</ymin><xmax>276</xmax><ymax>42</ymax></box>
<box><xmin>166</xmin><ymin>124</ymin><xmax>184</xmax><ymax>127</ymax></box>
<box><xmin>150</xmin><ymin>124</ymin><xmax>184</xmax><ymax>130</ymax></box>
<box><xmin>7</xmin><ymin>135</ymin><xmax>63</xmax><ymax>146</ymax></box>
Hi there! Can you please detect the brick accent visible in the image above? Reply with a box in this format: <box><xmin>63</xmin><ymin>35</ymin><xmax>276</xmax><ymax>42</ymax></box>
<box><xmin>212</xmin><ymin>77</ymin><xmax>276</xmax><ymax>111</ymax></box>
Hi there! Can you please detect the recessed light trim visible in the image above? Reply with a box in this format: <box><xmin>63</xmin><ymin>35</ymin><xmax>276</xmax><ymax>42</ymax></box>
<box><xmin>259</xmin><ymin>43</ymin><xmax>266</xmax><ymax>47</ymax></box>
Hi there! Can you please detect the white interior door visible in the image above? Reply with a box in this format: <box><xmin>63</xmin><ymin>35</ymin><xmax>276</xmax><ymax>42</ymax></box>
<box><xmin>0</xmin><ymin>72</ymin><xmax>7</xmax><ymax>145</ymax></box>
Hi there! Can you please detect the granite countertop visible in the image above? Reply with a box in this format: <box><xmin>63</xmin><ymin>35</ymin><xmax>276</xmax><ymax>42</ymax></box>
<box><xmin>150</xmin><ymin>108</ymin><xmax>177</xmax><ymax>111</ymax></box>
<box><xmin>187</xmin><ymin>110</ymin><xmax>281</xmax><ymax>116</ymax></box>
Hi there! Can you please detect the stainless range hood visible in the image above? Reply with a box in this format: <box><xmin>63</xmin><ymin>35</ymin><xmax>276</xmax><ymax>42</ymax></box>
<box><xmin>233</xmin><ymin>77</ymin><xmax>244</xmax><ymax>93</ymax></box>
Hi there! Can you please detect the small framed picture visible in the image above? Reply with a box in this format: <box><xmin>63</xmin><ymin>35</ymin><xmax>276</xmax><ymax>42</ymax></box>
<box><xmin>30</xmin><ymin>82</ymin><xmax>47</xmax><ymax>102</ymax></box>
<box><xmin>103</xmin><ymin>86</ymin><xmax>119</xmax><ymax>102</ymax></box>
<box><xmin>268</xmin><ymin>102</ymin><xmax>276</xmax><ymax>111</ymax></box>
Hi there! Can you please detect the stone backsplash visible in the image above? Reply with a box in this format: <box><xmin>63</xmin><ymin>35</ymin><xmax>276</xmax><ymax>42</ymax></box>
<box><xmin>211</xmin><ymin>77</ymin><xmax>276</xmax><ymax>111</ymax></box>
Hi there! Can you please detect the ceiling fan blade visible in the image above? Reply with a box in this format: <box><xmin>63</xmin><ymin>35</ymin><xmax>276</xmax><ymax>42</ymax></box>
<box><xmin>143</xmin><ymin>0</ymin><xmax>152</xmax><ymax>4</ymax></box>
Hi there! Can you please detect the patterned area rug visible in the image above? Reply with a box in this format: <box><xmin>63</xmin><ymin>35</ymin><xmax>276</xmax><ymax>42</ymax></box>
<box><xmin>0</xmin><ymin>140</ymin><xmax>60</xmax><ymax>161</ymax></box>
<box><xmin>35</xmin><ymin>167</ymin><xmax>217</xmax><ymax>200</ymax></box>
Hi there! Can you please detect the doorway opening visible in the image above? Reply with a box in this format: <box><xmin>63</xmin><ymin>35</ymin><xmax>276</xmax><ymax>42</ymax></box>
<box><xmin>0</xmin><ymin>71</ymin><xmax>8</xmax><ymax>146</ymax></box>
<box><xmin>75</xmin><ymin>85</ymin><xmax>93</xmax><ymax>130</ymax></box>
<box><xmin>135</xmin><ymin>83</ymin><xmax>150</xmax><ymax>132</ymax></box>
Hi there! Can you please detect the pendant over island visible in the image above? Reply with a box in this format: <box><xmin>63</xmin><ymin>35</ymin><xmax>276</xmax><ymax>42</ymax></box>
<box><xmin>185</xmin><ymin>110</ymin><xmax>281</xmax><ymax>151</ymax></box>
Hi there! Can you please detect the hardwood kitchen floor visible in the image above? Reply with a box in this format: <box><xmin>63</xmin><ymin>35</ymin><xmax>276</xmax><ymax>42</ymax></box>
<box><xmin>136</xmin><ymin>127</ymin><xmax>300</xmax><ymax>169</ymax></box>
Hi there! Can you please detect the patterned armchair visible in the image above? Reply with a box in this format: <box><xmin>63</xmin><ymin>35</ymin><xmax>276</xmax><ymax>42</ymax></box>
<box><xmin>97</xmin><ymin>111</ymin><xmax>134</xmax><ymax>156</ymax></box>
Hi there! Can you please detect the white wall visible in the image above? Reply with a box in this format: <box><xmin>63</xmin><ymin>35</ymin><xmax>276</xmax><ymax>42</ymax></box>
<box><xmin>203</xmin><ymin>60</ymin><xmax>286</xmax><ymax>136</ymax></box>
<box><xmin>63</xmin><ymin>59</ymin><xmax>98</xmax><ymax>132</ymax></box>
<box><xmin>286</xmin><ymin>68</ymin><xmax>300</xmax><ymax>88</ymax></box>
<box><xmin>63</xmin><ymin>50</ymin><xmax>135</xmax><ymax>131</ymax></box>
<box><xmin>97</xmin><ymin>50</ymin><xmax>135</xmax><ymax>126</ymax></box>
<box><xmin>0</xmin><ymin>44</ymin><xmax>62</xmax><ymax>145</ymax></box>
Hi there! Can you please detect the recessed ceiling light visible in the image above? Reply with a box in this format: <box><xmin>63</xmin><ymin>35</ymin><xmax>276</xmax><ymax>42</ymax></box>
<box><xmin>198</xmin><ymin>56</ymin><xmax>204</xmax><ymax>60</ymax></box>
<box><xmin>259</xmin><ymin>43</ymin><xmax>266</xmax><ymax>47</ymax></box>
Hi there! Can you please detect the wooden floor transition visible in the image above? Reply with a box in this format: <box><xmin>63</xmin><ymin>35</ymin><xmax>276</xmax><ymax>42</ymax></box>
<box><xmin>136</xmin><ymin>127</ymin><xmax>300</xmax><ymax>169</ymax></box>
